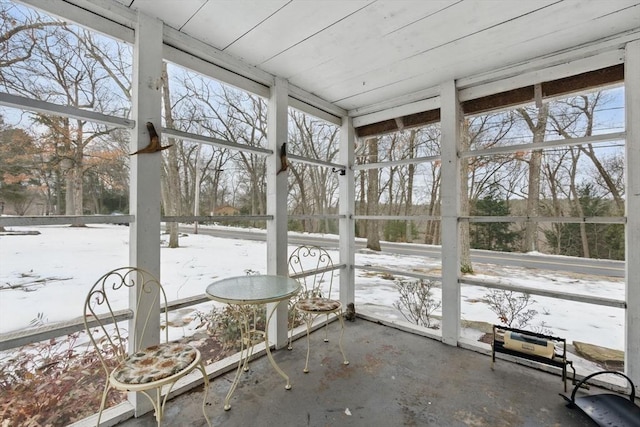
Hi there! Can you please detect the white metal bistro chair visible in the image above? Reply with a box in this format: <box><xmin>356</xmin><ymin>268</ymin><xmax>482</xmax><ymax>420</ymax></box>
<box><xmin>287</xmin><ymin>245</ymin><xmax>349</xmax><ymax>373</ymax></box>
<box><xmin>83</xmin><ymin>267</ymin><xmax>211</xmax><ymax>426</ymax></box>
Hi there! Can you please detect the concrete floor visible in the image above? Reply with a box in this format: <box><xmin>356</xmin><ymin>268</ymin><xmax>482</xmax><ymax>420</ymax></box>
<box><xmin>119</xmin><ymin>318</ymin><xmax>598</xmax><ymax>427</ymax></box>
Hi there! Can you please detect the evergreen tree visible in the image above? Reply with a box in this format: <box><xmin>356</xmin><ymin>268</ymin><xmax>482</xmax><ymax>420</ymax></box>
<box><xmin>470</xmin><ymin>185</ymin><xmax>517</xmax><ymax>251</ymax></box>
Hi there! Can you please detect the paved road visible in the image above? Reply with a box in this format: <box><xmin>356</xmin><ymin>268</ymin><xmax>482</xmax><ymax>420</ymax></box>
<box><xmin>184</xmin><ymin>226</ymin><xmax>625</xmax><ymax>278</ymax></box>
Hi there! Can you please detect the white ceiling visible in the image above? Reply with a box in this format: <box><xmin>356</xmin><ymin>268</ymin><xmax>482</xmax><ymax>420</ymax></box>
<box><xmin>113</xmin><ymin>0</ymin><xmax>639</xmax><ymax>116</ymax></box>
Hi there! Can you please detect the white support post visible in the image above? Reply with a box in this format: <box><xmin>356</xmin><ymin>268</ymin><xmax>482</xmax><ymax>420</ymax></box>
<box><xmin>625</xmin><ymin>39</ymin><xmax>640</xmax><ymax>385</ymax></box>
<box><xmin>339</xmin><ymin>116</ymin><xmax>356</xmax><ymax>306</ymax></box>
<box><xmin>439</xmin><ymin>80</ymin><xmax>462</xmax><ymax>346</ymax></box>
<box><xmin>129</xmin><ymin>12</ymin><xmax>163</xmax><ymax>416</ymax></box>
<box><xmin>267</xmin><ymin>77</ymin><xmax>289</xmax><ymax>349</ymax></box>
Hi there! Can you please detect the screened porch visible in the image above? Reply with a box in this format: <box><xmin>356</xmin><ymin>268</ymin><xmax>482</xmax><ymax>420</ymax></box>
<box><xmin>0</xmin><ymin>1</ymin><xmax>639</xmax><ymax>426</ymax></box>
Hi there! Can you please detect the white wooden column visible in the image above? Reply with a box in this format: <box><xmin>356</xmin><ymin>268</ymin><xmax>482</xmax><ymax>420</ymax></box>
<box><xmin>339</xmin><ymin>116</ymin><xmax>356</xmax><ymax>306</ymax></box>
<box><xmin>129</xmin><ymin>12</ymin><xmax>163</xmax><ymax>416</ymax></box>
<box><xmin>625</xmin><ymin>39</ymin><xmax>640</xmax><ymax>385</ymax></box>
<box><xmin>266</xmin><ymin>77</ymin><xmax>289</xmax><ymax>349</ymax></box>
<box><xmin>439</xmin><ymin>80</ymin><xmax>462</xmax><ymax>346</ymax></box>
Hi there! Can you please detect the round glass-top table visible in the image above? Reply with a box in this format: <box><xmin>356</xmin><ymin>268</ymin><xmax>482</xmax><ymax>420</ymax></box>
<box><xmin>205</xmin><ymin>274</ymin><xmax>301</xmax><ymax>411</ymax></box>
<box><xmin>206</xmin><ymin>274</ymin><xmax>300</xmax><ymax>305</ymax></box>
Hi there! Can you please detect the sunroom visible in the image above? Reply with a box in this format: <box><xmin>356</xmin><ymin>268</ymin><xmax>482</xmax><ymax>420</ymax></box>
<box><xmin>0</xmin><ymin>0</ymin><xmax>639</xmax><ymax>426</ymax></box>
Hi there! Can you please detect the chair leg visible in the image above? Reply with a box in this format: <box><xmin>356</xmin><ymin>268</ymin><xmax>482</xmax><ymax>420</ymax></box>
<box><xmin>288</xmin><ymin>309</ymin><xmax>295</xmax><ymax>350</ymax></box>
<box><xmin>304</xmin><ymin>315</ymin><xmax>313</xmax><ymax>373</ymax></box>
<box><xmin>323</xmin><ymin>313</ymin><xmax>330</xmax><ymax>342</ymax></box>
<box><xmin>336</xmin><ymin>310</ymin><xmax>349</xmax><ymax>366</ymax></box>
<box><xmin>96</xmin><ymin>380</ymin><xmax>110</xmax><ymax>426</ymax></box>
<box><xmin>156</xmin><ymin>388</ymin><xmax>163</xmax><ymax>425</ymax></box>
<box><xmin>137</xmin><ymin>387</ymin><xmax>165</xmax><ymax>426</ymax></box>
<box><xmin>197</xmin><ymin>361</ymin><xmax>212</xmax><ymax>427</ymax></box>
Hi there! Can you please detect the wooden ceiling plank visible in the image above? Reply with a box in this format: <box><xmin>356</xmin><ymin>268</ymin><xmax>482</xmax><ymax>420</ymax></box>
<box><xmin>162</xmin><ymin>25</ymin><xmax>275</xmax><ymax>88</ymax></box>
<box><xmin>163</xmin><ymin>45</ymin><xmax>271</xmax><ymax>99</ymax></box>
<box><xmin>224</xmin><ymin>0</ymin><xmax>371</xmax><ymax>66</ymax></box>
<box><xmin>128</xmin><ymin>0</ymin><xmax>206</xmax><ymax>32</ymax></box>
<box><xmin>260</xmin><ymin>0</ymin><xmax>457</xmax><ymax>78</ymax></box>
<box><xmin>458</xmin><ymin>48</ymin><xmax>626</xmax><ymax>101</ymax></box>
<box><xmin>288</xmin><ymin>1</ymin><xmax>558</xmax><ymax>91</ymax></box>
<box><xmin>180</xmin><ymin>0</ymin><xmax>290</xmax><ymax>52</ymax></box>
<box><xmin>15</xmin><ymin>0</ymin><xmax>640</xmax><ymax>116</ymax></box>
<box><xmin>315</xmin><ymin>3</ymin><xmax>639</xmax><ymax>109</ymax></box>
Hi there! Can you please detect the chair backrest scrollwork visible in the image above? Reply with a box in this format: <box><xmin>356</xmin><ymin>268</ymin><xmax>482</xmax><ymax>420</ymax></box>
<box><xmin>288</xmin><ymin>245</ymin><xmax>335</xmax><ymax>300</ymax></box>
<box><xmin>83</xmin><ymin>267</ymin><xmax>168</xmax><ymax>377</ymax></box>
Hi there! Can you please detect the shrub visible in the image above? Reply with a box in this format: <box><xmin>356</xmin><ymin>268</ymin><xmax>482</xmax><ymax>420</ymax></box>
<box><xmin>393</xmin><ymin>279</ymin><xmax>441</xmax><ymax>329</ymax></box>
<box><xmin>0</xmin><ymin>332</ymin><xmax>125</xmax><ymax>426</ymax></box>
<box><xmin>483</xmin><ymin>289</ymin><xmax>537</xmax><ymax>329</ymax></box>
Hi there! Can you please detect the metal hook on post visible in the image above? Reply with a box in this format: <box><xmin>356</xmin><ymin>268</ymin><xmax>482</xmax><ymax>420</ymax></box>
<box><xmin>332</xmin><ymin>167</ymin><xmax>346</xmax><ymax>176</ymax></box>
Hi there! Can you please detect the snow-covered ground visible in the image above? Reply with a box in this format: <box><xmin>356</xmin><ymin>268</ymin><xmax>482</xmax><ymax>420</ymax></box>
<box><xmin>0</xmin><ymin>225</ymin><xmax>625</xmax><ymax>359</ymax></box>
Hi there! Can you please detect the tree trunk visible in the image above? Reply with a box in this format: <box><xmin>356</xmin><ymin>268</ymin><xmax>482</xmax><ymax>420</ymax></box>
<box><xmin>568</xmin><ymin>149</ymin><xmax>590</xmax><ymax>257</ymax></box>
<box><xmin>71</xmin><ymin>121</ymin><xmax>85</xmax><ymax>216</ymax></box>
<box><xmin>289</xmin><ymin>165</ymin><xmax>310</xmax><ymax>231</ymax></box>
<box><xmin>366</xmin><ymin>138</ymin><xmax>381</xmax><ymax>251</ymax></box>
<box><xmin>519</xmin><ymin>103</ymin><xmax>548</xmax><ymax>253</ymax></box>
<box><xmin>405</xmin><ymin>130</ymin><xmax>416</xmax><ymax>242</ymax></box>
<box><xmin>161</xmin><ymin>62</ymin><xmax>181</xmax><ymax>248</ymax></box>
<box><xmin>460</xmin><ymin>119</ymin><xmax>472</xmax><ymax>273</ymax></box>
<box><xmin>425</xmin><ymin>164</ymin><xmax>441</xmax><ymax>244</ymax></box>
<box><xmin>359</xmin><ymin>169</ymin><xmax>367</xmax><ymax>238</ymax></box>
<box><xmin>63</xmin><ymin>157</ymin><xmax>75</xmax><ymax>215</ymax></box>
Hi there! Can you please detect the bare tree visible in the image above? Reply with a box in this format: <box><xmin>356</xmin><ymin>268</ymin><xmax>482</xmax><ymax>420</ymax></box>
<box><xmin>160</xmin><ymin>62</ymin><xmax>182</xmax><ymax>247</ymax></box>
<box><xmin>460</xmin><ymin>119</ymin><xmax>472</xmax><ymax>273</ymax></box>
<box><xmin>171</xmin><ymin>70</ymin><xmax>269</xmax><ymax>221</ymax></box>
<box><xmin>517</xmin><ymin>103</ymin><xmax>548</xmax><ymax>252</ymax></box>
<box><xmin>0</xmin><ymin>3</ymin><xmax>64</xmax><ymax>68</ymax></box>
<box><xmin>549</xmin><ymin>92</ymin><xmax>624</xmax><ymax>214</ymax></box>
<box><xmin>404</xmin><ymin>130</ymin><xmax>416</xmax><ymax>242</ymax></box>
<box><xmin>219</xmin><ymin>89</ymin><xmax>268</xmax><ymax>217</ymax></box>
<box><xmin>289</xmin><ymin>111</ymin><xmax>339</xmax><ymax>233</ymax></box>
<box><xmin>540</xmin><ymin>147</ymin><xmax>571</xmax><ymax>253</ymax></box>
<box><xmin>1</xmin><ymin>19</ymin><xmax>131</xmax><ymax>220</ymax></box>
<box><xmin>422</xmin><ymin>125</ymin><xmax>442</xmax><ymax>245</ymax></box>
<box><xmin>366</xmin><ymin>137</ymin><xmax>381</xmax><ymax>251</ymax></box>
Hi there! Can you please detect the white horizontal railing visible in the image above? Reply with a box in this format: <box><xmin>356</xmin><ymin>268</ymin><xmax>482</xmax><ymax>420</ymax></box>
<box><xmin>2</xmin><ymin>208</ymin><xmax>624</xmax><ymax>230</ymax></box>
<box><xmin>356</xmin><ymin>265</ymin><xmax>441</xmax><ymax>282</ymax></box>
<box><xmin>353</xmin><ymin>214</ymin><xmax>440</xmax><ymax>221</ymax></box>
<box><xmin>460</xmin><ymin>277</ymin><xmax>626</xmax><ymax>309</ymax></box>
<box><xmin>0</xmin><ymin>93</ymin><xmax>134</xmax><ymax>129</ymax></box>
<box><xmin>289</xmin><ymin>214</ymin><xmax>345</xmax><ymax>220</ymax></box>
<box><xmin>355</xmin><ymin>265</ymin><xmax>627</xmax><ymax>309</ymax></box>
<box><xmin>163</xmin><ymin>215</ymin><xmax>272</xmax><ymax>222</ymax></box>
<box><xmin>0</xmin><ymin>215</ymin><xmax>135</xmax><ymax>227</ymax></box>
<box><xmin>162</xmin><ymin>127</ymin><xmax>272</xmax><ymax>156</ymax></box>
<box><xmin>461</xmin><ymin>216</ymin><xmax>627</xmax><ymax>224</ymax></box>
<box><xmin>460</xmin><ymin>131</ymin><xmax>626</xmax><ymax>159</ymax></box>
<box><xmin>0</xmin><ymin>265</ymin><xmax>345</xmax><ymax>353</ymax></box>
<box><xmin>0</xmin><ymin>294</ymin><xmax>210</xmax><ymax>352</ymax></box>
<box><xmin>353</xmin><ymin>154</ymin><xmax>441</xmax><ymax>170</ymax></box>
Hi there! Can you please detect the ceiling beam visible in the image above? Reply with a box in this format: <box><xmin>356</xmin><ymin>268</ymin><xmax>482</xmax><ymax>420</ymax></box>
<box><xmin>356</xmin><ymin>63</ymin><xmax>625</xmax><ymax>137</ymax></box>
<box><xmin>356</xmin><ymin>109</ymin><xmax>440</xmax><ymax>138</ymax></box>
<box><xmin>17</xmin><ymin>0</ymin><xmax>135</xmax><ymax>42</ymax></box>
<box><xmin>462</xmin><ymin>64</ymin><xmax>624</xmax><ymax>115</ymax></box>
<box><xmin>352</xmin><ymin>96</ymin><xmax>440</xmax><ymax>128</ymax></box>
<box><xmin>0</xmin><ymin>92</ymin><xmax>134</xmax><ymax>128</ymax></box>
<box><xmin>459</xmin><ymin>49</ymin><xmax>625</xmax><ymax>102</ymax></box>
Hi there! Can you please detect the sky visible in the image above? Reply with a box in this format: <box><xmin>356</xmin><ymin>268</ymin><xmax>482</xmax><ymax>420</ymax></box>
<box><xmin>0</xmin><ymin>224</ymin><xmax>626</xmax><ymax>378</ymax></box>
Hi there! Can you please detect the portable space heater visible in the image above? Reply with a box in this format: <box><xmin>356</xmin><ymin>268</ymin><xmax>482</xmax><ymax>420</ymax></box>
<box><xmin>503</xmin><ymin>331</ymin><xmax>555</xmax><ymax>359</ymax></box>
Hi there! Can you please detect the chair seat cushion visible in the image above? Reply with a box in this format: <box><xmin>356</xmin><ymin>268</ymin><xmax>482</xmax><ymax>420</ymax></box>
<box><xmin>296</xmin><ymin>297</ymin><xmax>340</xmax><ymax>312</ymax></box>
<box><xmin>113</xmin><ymin>342</ymin><xmax>197</xmax><ymax>384</ymax></box>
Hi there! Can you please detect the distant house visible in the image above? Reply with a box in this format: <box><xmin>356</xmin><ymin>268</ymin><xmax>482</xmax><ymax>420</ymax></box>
<box><xmin>213</xmin><ymin>205</ymin><xmax>239</xmax><ymax>216</ymax></box>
